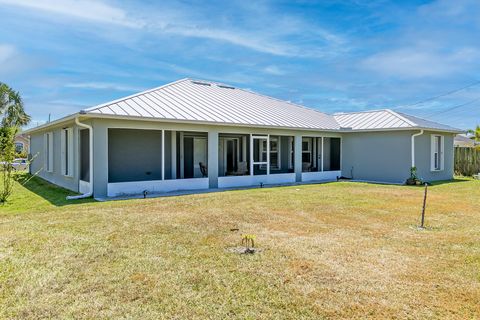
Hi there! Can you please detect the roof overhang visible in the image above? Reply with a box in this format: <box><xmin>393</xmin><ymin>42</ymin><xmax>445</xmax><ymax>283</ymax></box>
<box><xmin>22</xmin><ymin>113</ymin><xmax>80</xmax><ymax>135</ymax></box>
<box><xmin>23</xmin><ymin>112</ymin><xmax>465</xmax><ymax>135</ymax></box>
<box><xmin>338</xmin><ymin>126</ymin><xmax>464</xmax><ymax>134</ymax></box>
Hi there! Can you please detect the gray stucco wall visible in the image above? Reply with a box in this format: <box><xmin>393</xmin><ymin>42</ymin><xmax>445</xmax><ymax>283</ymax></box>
<box><xmin>29</xmin><ymin>123</ymin><xmax>80</xmax><ymax>192</ymax></box>
<box><xmin>414</xmin><ymin>131</ymin><xmax>455</xmax><ymax>182</ymax></box>
<box><xmin>28</xmin><ymin>116</ymin><xmax>456</xmax><ymax>199</ymax></box>
<box><xmin>341</xmin><ymin>130</ymin><xmax>455</xmax><ymax>184</ymax></box>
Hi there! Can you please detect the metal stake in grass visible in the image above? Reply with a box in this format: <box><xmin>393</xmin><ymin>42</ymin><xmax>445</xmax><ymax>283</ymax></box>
<box><xmin>420</xmin><ymin>183</ymin><xmax>428</xmax><ymax>229</ymax></box>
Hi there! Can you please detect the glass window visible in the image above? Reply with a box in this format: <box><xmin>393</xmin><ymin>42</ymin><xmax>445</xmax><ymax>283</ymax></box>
<box><xmin>302</xmin><ymin>141</ymin><xmax>309</xmax><ymax>151</ymax></box>
<box><xmin>61</xmin><ymin>128</ymin><xmax>74</xmax><ymax>176</ymax></box>
<box><xmin>302</xmin><ymin>138</ymin><xmax>312</xmax><ymax>165</ymax></box>
<box><xmin>432</xmin><ymin>135</ymin><xmax>443</xmax><ymax>171</ymax></box>
<box><xmin>259</xmin><ymin>136</ymin><xmax>280</xmax><ymax>170</ymax></box>
<box><xmin>45</xmin><ymin>132</ymin><xmax>53</xmax><ymax>172</ymax></box>
<box><xmin>15</xmin><ymin>142</ymin><xmax>23</xmax><ymax>153</ymax></box>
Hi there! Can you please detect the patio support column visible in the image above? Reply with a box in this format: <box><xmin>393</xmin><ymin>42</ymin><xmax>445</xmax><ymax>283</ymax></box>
<box><xmin>266</xmin><ymin>134</ymin><xmax>270</xmax><ymax>175</ymax></box>
<box><xmin>179</xmin><ymin>132</ymin><xmax>184</xmax><ymax>178</ymax></box>
<box><xmin>294</xmin><ymin>134</ymin><xmax>302</xmax><ymax>182</ymax></box>
<box><xmin>161</xmin><ymin>129</ymin><xmax>165</xmax><ymax>180</ymax></box>
<box><xmin>171</xmin><ymin>130</ymin><xmax>176</xmax><ymax>179</ymax></box>
<box><xmin>93</xmin><ymin>120</ymin><xmax>108</xmax><ymax>198</ymax></box>
<box><xmin>242</xmin><ymin>136</ymin><xmax>247</xmax><ymax>162</ymax></box>
<box><xmin>321</xmin><ymin>137</ymin><xmax>324</xmax><ymax>172</ymax></box>
<box><xmin>250</xmin><ymin>134</ymin><xmax>253</xmax><ymax>176</ymax></box>
<box><xmin>208</xmin><ymin>130</ymin><xmax>219</xmax><ymax>188</ymax></box>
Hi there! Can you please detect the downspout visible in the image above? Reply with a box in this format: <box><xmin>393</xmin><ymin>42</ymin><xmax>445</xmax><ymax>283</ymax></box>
<box><xmin>67</xmin><ymin>117</ymin><xmax>93</xmax><ymax>200</ymax></box>
<box><xmin>411</xmin><ymin>130</ymin><xmax>424</xmax><ymax>167</ymax></box>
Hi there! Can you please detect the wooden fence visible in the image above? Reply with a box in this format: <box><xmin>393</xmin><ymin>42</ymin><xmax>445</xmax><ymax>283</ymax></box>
<box><xmin>454</xmin><ymin>147</ymin><xmax>480</xmax><ymax>176</ymax></box>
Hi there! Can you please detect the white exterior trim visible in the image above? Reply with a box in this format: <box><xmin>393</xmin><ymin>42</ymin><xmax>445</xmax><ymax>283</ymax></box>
<box><xmin>61</xmin><ymin>127</ymin><xmax>74</xmax><ymax>177</ymax></box>
<box><xmin>79</xmin><ymin>180</ymin><xmax>90</xmax><ymax>194</ymax></box>
<box><xmin>161</xmin><ymin>129</ymin><xmax>165</xmax><ymax>180</ymax></box>
<box><xmin>411</xmin><ymin>130</ymin><xmax>424</xmax><ymax>168</ymax></box>
<box><xmin>430</xmin><ymin>134</ymin><xmax>445</xmax><ymax>171</ymax></box>
<box><xmin>44</xmin><ymin>132</ymin><xmax>53</xmax><ymax>172</ymax></box>
<box><xmin>23</xmin><ymin>108</ymin><xmax>463</xmax><ymax>136</ymax></box>
<box><xmin>218</xmin><ymin>173</ymin><xmax>296</xmax><ymax>189</ymax></box>
<box><xmin>321</xmin><ymin>137</ymin><xmax>324</xmax><ymax>172</ymax></box>
<box><xmin>171</xmin><ymin>130</ymin><xmax>176</xmax><ymax>179</ymax></box>
<box><xmin>250</xmin><ymin>135</ymin><xmax>269</xmax><ymax>173</ymax></box>
<box><xmin>107</xmin><ymin>178</ymin><xmax>209</xmax><ymax>197</ymax></box>
<box><xmin>301</xmin><ymin>171</ymin><xmax>341</xmax><ymax>182</ymax></box>
<box><xmin>266</xmin><ymin>134</ymin><xmax>270</xmax><ymax>175</ymax></box>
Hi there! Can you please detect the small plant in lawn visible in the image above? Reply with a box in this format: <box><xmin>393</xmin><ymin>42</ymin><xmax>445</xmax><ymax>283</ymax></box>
<box><xmin>241</xmin><ymin>234</ymin><xmax>256</xmax><ymax>254</ymax></box>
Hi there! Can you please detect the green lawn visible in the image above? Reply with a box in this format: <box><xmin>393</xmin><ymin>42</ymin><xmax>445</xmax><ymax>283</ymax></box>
<box><xmin>1</xmin><ymin>174</ymin><xmax>479</xmax><ymax>319</ymax></box>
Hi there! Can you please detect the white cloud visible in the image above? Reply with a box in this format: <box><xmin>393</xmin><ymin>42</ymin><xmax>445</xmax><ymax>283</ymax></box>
<box><xmin>0</xmin><ymin>44</ymin><xmax>38</xmax><ymax>78</ymax></box>
<box><xmin>362</xmin><ymin>47</ymin><xmax>480</xmax><ymax>78</ymax></box>
<box><xmin>163</xmin><ymin>25</ymin><xmax>298</xmax><ymax>57</ymax></box>
<box><xmin>0</xmin><ymin>0</ymin><xmax>142</xmax><ymax>27</ymax></box>
<box><xmin>0</xmin><ymin>0</ymin><xmax>346</xmax><ymax>58</ymax></box>
<box><xmin>262</xmin><ymin>65</ymin><xmax>286</xmax><ymax>76</ymax></box>
<box><xmin>0</xmin><ymin>44</ymin><xmax>16</xmax><ymax>64</ymax></box>
<box><xmin>65</xmin><ymin>82</ymin><xmax>145</xmax><ymax>92</ymax></box>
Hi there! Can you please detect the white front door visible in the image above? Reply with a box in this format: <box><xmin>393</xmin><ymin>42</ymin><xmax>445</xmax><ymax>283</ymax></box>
<box><xmin>193</xmin><ymin>137</ymin><xmax>207</xmax><ymax>178</ymax></box>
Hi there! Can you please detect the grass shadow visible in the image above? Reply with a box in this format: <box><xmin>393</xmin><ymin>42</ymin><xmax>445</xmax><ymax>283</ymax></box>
<box><xmin>429</xmin><ymin>178</ymin><xmax>474</xmax><ymax>186</ymax></box>
<box><xmin>15</xmin><ymin>173</ymin><xmax>95</xmax><ymax>207</ymax></box>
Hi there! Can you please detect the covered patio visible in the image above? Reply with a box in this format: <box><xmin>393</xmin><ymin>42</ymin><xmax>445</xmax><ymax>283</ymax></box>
<box><xmin>106</xmin><ymin>128</ymin><xmax>209</xmax><ymax>197</ymax></box>
<box><xmin>101</xmin><ymin>128</ymin><xmax>342</xmax><ymax>197</ymax></box>
<box><xmin>217</xmin><ymin>133</ymin><xmax>296</xmax><ymax>188</ymax></box>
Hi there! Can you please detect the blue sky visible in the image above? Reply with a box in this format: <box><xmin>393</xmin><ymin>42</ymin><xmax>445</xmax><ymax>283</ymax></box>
<box><xmin>0</xmin><ymin>0</ymin><xmax>479</xmax><ymax>129</ymax></box>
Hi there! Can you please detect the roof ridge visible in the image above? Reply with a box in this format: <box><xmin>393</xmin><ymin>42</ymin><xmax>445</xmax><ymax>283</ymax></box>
<box><xmin>395</xmin><ymin>110</ymin><xmax>460</xmax><ymax>130</ymax></box>
<box><xmin>333</xmin><ymin>109</ymin><xmax>390</xmax><ymax>116</ymax></box>
<box><xmin>187</xmin><ymin>78</ymin><xmax>335</xmax><ymax>119</ymax></box>
<box><xmin>234</xmin><ymin>85</ymin><xmax>332</xmax><ymax>117</ymax></box>
<box><xmin>385</xmin><ymin>109</ymin><xmax>417</xmax><ymax>126</ymax></box>
<box><xmin>83</xmin><ymin>78</ymin><xmax>191</xmax><ymax>112</ymax></box>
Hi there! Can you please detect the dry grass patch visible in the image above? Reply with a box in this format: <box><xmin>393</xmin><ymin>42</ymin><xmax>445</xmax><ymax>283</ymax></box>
<box><xmin>0</xmin><ymin>175</ymin><xmax>479</xmax><ymax>319</ymax></box>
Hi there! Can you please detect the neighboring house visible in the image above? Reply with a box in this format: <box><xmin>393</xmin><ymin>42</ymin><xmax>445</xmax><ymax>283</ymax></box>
<box><xmin>454</xmin><ymin>134</ymin><xmax>478</xmax><ymax>148</ymax></box>
<box><xmin>14</xmin><ymin>133</ymin><xmax>29</xmax><ymax>155</ymax></box>
<box><xmin>24</xmin><ymin>78</ymin><xmax>463</xmax><ymax>199</ymax></box>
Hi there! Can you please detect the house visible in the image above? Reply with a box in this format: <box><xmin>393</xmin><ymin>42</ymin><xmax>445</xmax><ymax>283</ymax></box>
<box><xmin>14</xmin><ymin>133</ymin><xmax>30</xmax><ymax>155</ymax></box>
<box><xmin>24</xmin><ymin>78</ymin><xmax>463</xmax><ymax>199</ymax></box>
<box><xmin>454</xmin><ymin>134</ymin><xmax>478</xmax><ymax>148</ymax></box>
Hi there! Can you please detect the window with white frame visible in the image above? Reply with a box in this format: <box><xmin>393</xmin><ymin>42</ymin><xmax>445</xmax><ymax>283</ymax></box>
<box><xmin>15</xmin><ymin>142</ymin><xmax>24</xmax><ymax>153</ymax></box>
<box><xmin>431</xmin><ymin>134</ymin><xmax>444</xmax><ymax>171</ymax></box>
<box><xmin>302</xmin><ymin>138</ymin><xmax>311</xmax><ymax>164</ymax></box>
<box><xmin>44</xmin><ymin>132</ymin><xmax>53</xmax><ymax>172</ymax></box>
<box><xmin>61</xmin><ymin>128</ymin><xmax>74</xmax><ymax>176</ymax></box>
<box><xmin>259</xmin><ymin>136</ymin><xmax>280</xmax><ymax>170</ymax></box>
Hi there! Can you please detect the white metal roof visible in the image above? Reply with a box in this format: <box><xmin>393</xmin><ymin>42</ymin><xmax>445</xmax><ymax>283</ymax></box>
<box><xmin>84</xmin><ymin>78</ymin><xmax>340</xmax><ymax>130</ymax></box>
<box><xmin>25</xmin><ymin>78</ymin><xmax>463</xmax><ymax>134</ymax></box>
<box><xmin>334</xmin><ymin>109</ymin><xmax>461</xmax><ymax>132</ymax></box>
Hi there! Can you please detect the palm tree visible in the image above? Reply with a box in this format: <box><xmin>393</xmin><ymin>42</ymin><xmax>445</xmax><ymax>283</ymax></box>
<box><xmin>475</xmin><ymin>125</ymin><xmax>480</xmax><ymax>142</ymax></box>
<box><xmin>0</xmin><ymin>83</ymin><xmax>31</xmax><ymax>203</ymax></box>
<box><xmin>0</xmin><ymin>82</ymin><xmax>31</xmax><ymax>128</ymax></box>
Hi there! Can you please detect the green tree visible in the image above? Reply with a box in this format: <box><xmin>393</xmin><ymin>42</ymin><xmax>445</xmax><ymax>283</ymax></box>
<box><xmin>0</xmin><ymin>83</ymin><xmax>30</xmax><ymax>127</ymax></box>
<box><xmin>0</xmin><ymin>83</ymin><xmax>31</xmax><ymax>203</ymax></box>
<box><xmin>466</xmin><ymin>125</ymin><xmax>480</xmax><ymax>141</ymax></box>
